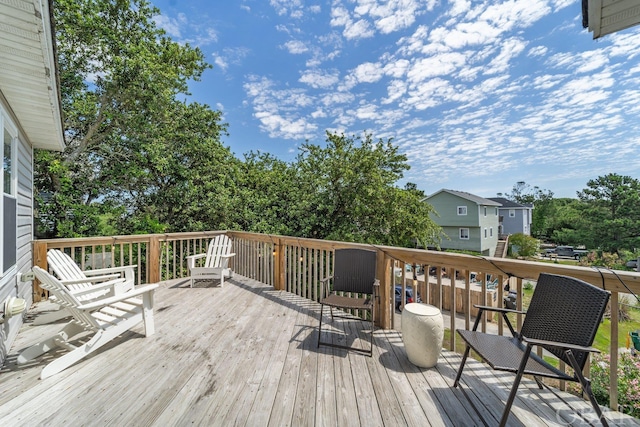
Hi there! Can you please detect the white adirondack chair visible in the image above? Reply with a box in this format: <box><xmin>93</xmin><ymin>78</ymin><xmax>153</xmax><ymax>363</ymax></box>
<box><xmin>186</xmin><ymin>235</ymin><xmax>235</xmax><ymax>287</ymax></box>
<box><xmin>34</xmin><ymin>249</ymin><xmax>136</xmax><ymax>325</ymax></box>
<box><xmin>19</xmin><ymin>266</ymin><xmax>158</xmax><ymax>379</ymax></box>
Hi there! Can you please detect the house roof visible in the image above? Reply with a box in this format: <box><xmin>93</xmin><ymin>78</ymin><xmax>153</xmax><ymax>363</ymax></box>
<box><xmin>582</xmin><ymin>0</ymin><xmax>640</xmax><ymax>39</ymax></box>
<box><xmin>0</xmin><ymin>0</ymin><xmax>64</xmax><ymax>151</ymax></box>
<box><xmin>425</xmin><ymin>189</ymin><xmax>502</xmax><ymax>206</ymax></box>
<box><xmin>487</xmin><ymin>197</ymin><xmax>531</xmax><ymax>209</ymax></box>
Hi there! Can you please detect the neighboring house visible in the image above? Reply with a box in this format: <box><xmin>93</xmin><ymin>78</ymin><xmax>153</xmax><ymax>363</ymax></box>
<box><xmin>487</xmin><ymin>197</ymin><xmax>533</xmax><ymax>237</ymax></box>
<box><xmin>1</xmin><ymin>0</ymin><xmax>64</xmax><ymax>362</ymax></box>
<box><xmin>582</xmin><ymin>0</ymin><xmax>640</xmax><ymax>39</ymax></box>
<box><xmin>424</xmin><ymin>189</ymin><xmax>501</xmax><ymax>257</ymax></box>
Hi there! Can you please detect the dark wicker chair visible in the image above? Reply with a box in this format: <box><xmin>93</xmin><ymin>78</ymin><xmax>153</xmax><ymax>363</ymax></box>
<box><xmin>317</xmin><ymin>248</ymin><xmax>378</xmax><ymax>356</ymax></box>
<box><xmin>453</xmin><ymin>273</ymin><xmax>611</xmax><ymax>427</ymax></box>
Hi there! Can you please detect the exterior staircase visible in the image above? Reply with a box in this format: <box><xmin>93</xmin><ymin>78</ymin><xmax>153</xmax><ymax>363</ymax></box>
<box><xmin>495</xmin><ymin>237</ymin><xmax>508</xmax><ymax>258</ymax></box>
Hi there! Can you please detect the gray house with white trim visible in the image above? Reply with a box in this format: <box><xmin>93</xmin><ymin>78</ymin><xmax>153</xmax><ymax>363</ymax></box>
<box><xmin>425</xmin><ymin>189</ymin><xmax>501</xmax><ymax>256</ymax></box>
<box><xmin>1</xmin><ymin>0</ymin><xmax>64</xmax><ymax>362</ymax></box>
<box><xmin>488</xmin><ymin>197</ymin><xmax>533</xmax><ymax>237</ymax></box>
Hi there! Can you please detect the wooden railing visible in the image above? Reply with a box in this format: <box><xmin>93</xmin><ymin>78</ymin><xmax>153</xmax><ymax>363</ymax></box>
<box><xmin>32</xmin><ymin>230</ymin><xmax>640</xmax><ymax>413</ymax></box>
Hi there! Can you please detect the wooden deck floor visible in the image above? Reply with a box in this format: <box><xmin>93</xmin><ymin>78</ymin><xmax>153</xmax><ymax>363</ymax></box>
<box><xmin>1</xmin><ymin>275</ymin><xmax>637</xmax><ymax>426</ymax></box>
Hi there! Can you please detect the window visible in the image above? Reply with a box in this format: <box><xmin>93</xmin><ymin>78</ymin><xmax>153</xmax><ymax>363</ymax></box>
<box><xmin>483</xmin><ymin>207</ymin><xmax>487</xmax><ymax>217</ymax></box>
<box><xmin>495</xmin><ymin>207</ymin><xmax>498</xmax><ymax>215</ymax></box>
<box><xmin>1</xmin><ymin>114</ymin><xmax>17</xmax><ymax>276</ymax></box>
<box><xmin>484</xmin><ymin>228</ymin><xmax>487</xmax><ymax>238</ymax></box>
<box><xmin>457</xmin><ymin>206</ymin><xmax>467</xmax><ymax>215</ymax></box>
<box><xmin>459</xmin><ymin>228</ymin><xmax>469</xmax><ymax>239</ymax></box>
<box><xmin>490</xmin><ymin>227</ymin><xmax>493</xmax><ymax>237</ymax></box>
<box><xmin>509</xmin><ymin>209</ymin><xmax>515</xmax><ymax>217</ymax></box>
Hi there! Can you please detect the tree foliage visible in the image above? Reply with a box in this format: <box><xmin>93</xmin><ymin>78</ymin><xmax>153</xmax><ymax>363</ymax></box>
<box><xmin>503</xmin><ymin>181</ymin><xmax>554</xmax><ymax>239</ymax></box>
<box><xmin>36</xmin><ymin>1</ymin><xmax>441</xmax><ymax>248</ymax></box>
<box><xmin>235</xmin><ymin>132</ymin><xmax>441</xmax><ymax>247</ymax></box>
<box><xmin>576</xmin><ymin>173</ymin><xmax>640</xmax><ymax>251</ymax></box>
<box><xmin>36</xmin><ymin>0</ymin><xmax>232</xmax><ymax>237</ymax></box>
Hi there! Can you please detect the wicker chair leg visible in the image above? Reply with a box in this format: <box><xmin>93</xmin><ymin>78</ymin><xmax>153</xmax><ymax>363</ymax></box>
<box><xmin>453</xmin><ymin>345</ymin><xmax>471</xmax><ymax>388</ymax></box>
<box><xmin>499</xmin><ymin>344</ymin><xmax>533</xmax><ymax>427</ymax></box>
<box><xmin>565</xmin><ymin>350</ymin><xmax>610</xmax><ymax>427</ymax></box>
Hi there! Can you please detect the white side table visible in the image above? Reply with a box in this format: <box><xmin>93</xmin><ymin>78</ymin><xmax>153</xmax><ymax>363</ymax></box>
<box><xmin>401</xmin><ymin>303</ymin><xmax>444</xmax><ymax>368</ymax></box>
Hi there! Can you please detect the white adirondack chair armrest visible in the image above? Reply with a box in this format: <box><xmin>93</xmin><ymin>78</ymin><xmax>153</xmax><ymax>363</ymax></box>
<box><xmin>186</xmin><ymin>253</ymin><xmax>206</xmax><ymax>269</ymax></box>
<box><xmin>66</xmin><ymin>278</ymin><xmax>127</xmax><ymax>295</ymax></box>
<box><xmin>61</xmin><ymin>274</ymin><xmax>120</xmax><ymax>284</ymax></box>
<box><xmin>77</xmin><ymin>284</ymin><xmax>159</xmax><ymax>311</ymax></box>
<box><xmin>221</xmin><ymin>253</ymin><xmax>236</xmax><ymax>258</ymax></box>
<box><xmin>83</xmin><ymin>265</ymin><xmax>137</xmax><ymax>275</ymax></box>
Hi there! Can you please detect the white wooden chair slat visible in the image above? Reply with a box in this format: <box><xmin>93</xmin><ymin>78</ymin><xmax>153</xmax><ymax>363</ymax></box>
<box><xmin>35</xmin><ymin>249</ymin><xmax>137</xmax><ymax>325</ymax></box>
<box><xmin>186</xmin><ymin>234</ymin><xmax>236</xmax><ymax>288</ymax></box>
<box><xmin>19</xmin><ymin>267</ymin><xmax>158</xmax><ymax>379</ymax></box>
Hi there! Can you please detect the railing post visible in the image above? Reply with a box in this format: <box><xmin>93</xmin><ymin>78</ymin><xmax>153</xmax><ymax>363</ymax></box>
<box><xmin>32</xmin><ymin>240</ymin><xmax>48</xmax><ymax>302</ymax></box>
<box><xmin>609</xmin><ymin>292</ymin><xmax>619</xmax><ymax>411</ymax></box>
<box><xmin>274</xmin><ymin>238</ymin><xmax>285</xmax><ymax>291</ymax></box>
<box><xmin>148</xmin><ymin>235</ymin><xmax>160</xmax><ymax>284</ymax></box>
<box><xmin>376</xmin><ymin>249</ymin><xmax>391</xmax><ymax>329</ymax></box>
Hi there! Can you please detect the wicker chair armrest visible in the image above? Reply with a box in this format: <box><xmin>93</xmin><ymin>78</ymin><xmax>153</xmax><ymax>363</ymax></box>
<box><xmin>319</xmin><ymin>276</ymin><xmax>333</xmax><ymax>298</ymax></box>
<box><xmin>473</xmin><ymin>304</ymin><xmax>526</xmax><ymax>315</ymax></box>
<box><xmin>523</xmin><ymin>337</ymin><xmax>601</xmax><ymax>354</ymax></box>
<box><xmin>472</xmin><ymin>304</ymin><xmax>522</xmax><ymax>336</ymax></box>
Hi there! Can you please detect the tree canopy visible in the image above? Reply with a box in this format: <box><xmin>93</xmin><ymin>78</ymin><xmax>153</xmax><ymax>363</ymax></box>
<box><xmin>37</xmin><ymin>0</ymin><xmax>233</xmax><ymax>237</ymax></box>
<box><xmin>36</xmin><ymin>0</ymin><xmax>440</xmax><ymax>249</ymax></box>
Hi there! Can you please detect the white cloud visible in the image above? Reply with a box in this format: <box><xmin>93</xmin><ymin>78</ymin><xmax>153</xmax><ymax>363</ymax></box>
<box><xmin>152</xmin><ymin>13</ymin><xmax>217</xmax><ymax>46</ymax></box>
<box><xmin>299</xmin><ymin>69</ymin><xmax>340</xmax><ymax>88</ymax></box>
<box><xmin>283</xmin><ymin>40</ymin><xmax>309</xmax><ymax>54</ymax></box>
<box><xmin>153</xmin><ymin>14</ymin><xmax>182</xmax><ymax>38</ymax></box>
<box><xmin>343</xmin><ymin>19</ymin><xmax>375</xmax><ymax>39</ymax></box>
<box><xmin>212</xmin><ymin>47</ymin><xmax>250</xmax><ymax>73</ymax></box>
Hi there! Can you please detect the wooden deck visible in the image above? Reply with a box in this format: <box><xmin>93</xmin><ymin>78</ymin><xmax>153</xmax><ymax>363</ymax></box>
<box><xmin>1</xmin><ymin>275</ymin><xmax>637</xmax><ymax>426</ymax></box>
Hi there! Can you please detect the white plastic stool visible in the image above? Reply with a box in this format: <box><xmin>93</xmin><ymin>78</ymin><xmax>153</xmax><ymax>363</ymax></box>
<box><xmin>401</xmin><ymin>303</ymin><xmax>444</xmax><ymax>368</ymax></box>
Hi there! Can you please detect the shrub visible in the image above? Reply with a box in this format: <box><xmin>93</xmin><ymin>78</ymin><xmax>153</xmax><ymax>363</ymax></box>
<box><xmin>588</xmin><ymin>352</ymin><xmax>640</xmax><ymax>418</ymax></box>
<box><xmin>508</xmin><ymin>233</ymin><xmax>539</xmax><ymax>258</ymax></box>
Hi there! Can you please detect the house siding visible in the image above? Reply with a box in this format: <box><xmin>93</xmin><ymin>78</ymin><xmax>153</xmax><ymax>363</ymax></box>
<box><xmin>0</xmin><ymin>103</ymin><xmax>35</xmax><ymax>361</ymax></box>
<box><xmin>501</xmin><ymin>209</ymin><xmax>525</xmax><ymax>235</ymax></box>
<box><xmin>426</xmin><ymin>190</ymin><xmax>499</xmax><ymax>256</ymax></box>
<box><xmin>0</xmin><ymin>0</ymin><xmax>63</xmax><ymax>365</ymax></box>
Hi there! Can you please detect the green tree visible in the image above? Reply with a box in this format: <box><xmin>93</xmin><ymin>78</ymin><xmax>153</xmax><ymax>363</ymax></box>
<box><xmin>576</xmin><ymin>173</ymin><xmax>640</xmax><ymax>251</ymax></box>
<box><xmin>36</xmin><ymin>0</ymin><xmax>231</xmax><ymax>237</ymax></box>
<box><xmin>234</xmin><ymin>152</ymin><xmax>300</xmax><ymax>236</ymax></box>
<box><xmin>292</xmin><ymin>131</ymin><xmax>441</xmax><ymax>247</ymax></box>
<box><xmin>547</xmin><ymin>198</ymin><xmax>589</xmax><ymax>246</ymax></box>
<box><xmin>503</xmin><ymin>181</ymin><xmax>554</xmax><ymax>239</ymax></box>
<box><xmin>508</xmin><ymin>233</ymin><xmax>539</xmax><ymax>257</ymax></box>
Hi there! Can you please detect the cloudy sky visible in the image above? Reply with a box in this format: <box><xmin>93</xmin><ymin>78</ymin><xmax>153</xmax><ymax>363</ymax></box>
<box><xmin>151</xmin><ymin>0</ymin><xmax>640</xmax><ymax>198</ymax></box>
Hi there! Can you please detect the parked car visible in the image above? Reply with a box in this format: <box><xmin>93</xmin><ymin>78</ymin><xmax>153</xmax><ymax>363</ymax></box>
<box><xmin>395</xmin><ymin>285</ymin><xmax>421</xmax><ymax>311</ymax></box>
<box><xmin>542</xmin><ymin>246</ymin><xmax>589</xmax><ymax>260</ymax></box>
<box><xmin>626</xmin><ymin>259</ymin><xmax>638</xmax><ymax>269</ymax></box>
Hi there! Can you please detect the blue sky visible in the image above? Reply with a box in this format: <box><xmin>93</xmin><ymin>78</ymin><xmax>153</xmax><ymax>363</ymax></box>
<box><xmin>150</xmin><ymin>0</ymin><xmax>640</xmax><ymax>199</ymax></box>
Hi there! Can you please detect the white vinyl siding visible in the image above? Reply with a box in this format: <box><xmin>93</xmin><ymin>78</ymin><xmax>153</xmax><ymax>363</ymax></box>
<box><xmin>1</xmin><ymin>113</ymin><xmax>17</xmax><ymax>276</ymax></box>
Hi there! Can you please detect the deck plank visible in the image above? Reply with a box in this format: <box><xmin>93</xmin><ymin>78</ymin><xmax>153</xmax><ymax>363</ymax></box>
<box><xmin>1</xmin><ymin>275</ymin><xmax>639</xmax><ymax>427</ymax></box>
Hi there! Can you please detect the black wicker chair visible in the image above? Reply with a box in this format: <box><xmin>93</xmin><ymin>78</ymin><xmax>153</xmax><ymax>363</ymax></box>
<box><xmin>317</xmin><ymin>248</ymin><xmax>378</xmax><ymax>356</ymax></box>
<box><xmin>453</xmin><ymin>273</ymin><xmax>611</xmax><ymax>427</ymax></box>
